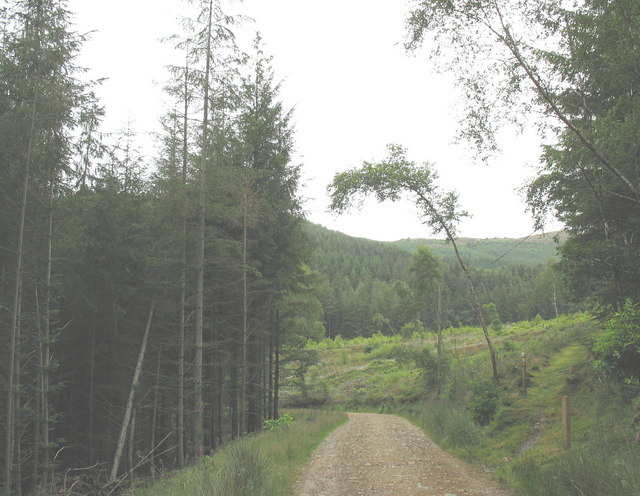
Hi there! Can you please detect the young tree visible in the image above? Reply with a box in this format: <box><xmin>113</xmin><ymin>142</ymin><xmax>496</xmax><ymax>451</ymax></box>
<box><xmin>409</xmin><ymin>247</ymin><xmax>445</xmax><ymax>392</ymax></box>
<box><xmin>328</xmin><ymin>144</ymin><xmax>500</xmax><ymax>382</ymax></box>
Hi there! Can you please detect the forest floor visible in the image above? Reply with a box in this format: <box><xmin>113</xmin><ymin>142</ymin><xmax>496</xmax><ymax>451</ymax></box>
<box><xmin>293</xmin><ymin>412</ymin><xmax>512</xmax><ymax>496</ymax></box>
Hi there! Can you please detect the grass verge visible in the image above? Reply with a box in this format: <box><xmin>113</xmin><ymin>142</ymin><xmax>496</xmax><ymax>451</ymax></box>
<box><xmin>125</xmin><ymin>409</ymin><xmax>347</xmax><ymax>496</ymax></box>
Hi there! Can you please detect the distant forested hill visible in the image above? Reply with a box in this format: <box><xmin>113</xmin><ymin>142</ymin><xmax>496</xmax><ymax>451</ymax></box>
<box><xmin>304</xmin><ymin>222</ymin><xmax>412</xmax><ymax>287</ymax></box>
<box><xmin>304</xmin><ymin>222</ymin><xmax>570</xmax><ymax>338</ymax></box>
<box><xmin>390</xmin><ymin>232</ymin><xmax>564</xmax><ymax>269</ymax></box>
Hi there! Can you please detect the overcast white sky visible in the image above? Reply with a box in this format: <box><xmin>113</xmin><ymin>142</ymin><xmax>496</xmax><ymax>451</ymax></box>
<box><xmin>69</xmin><ymin>0</ymin><xmax>562</xmax><ymax>241</ymax></box>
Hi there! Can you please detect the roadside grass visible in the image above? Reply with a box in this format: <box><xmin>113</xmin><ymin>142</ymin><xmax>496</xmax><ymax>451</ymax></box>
<box><xmin>125</xmin><ymin>409</ymin><xmax>347</xmax><ymax>496</ymax></box>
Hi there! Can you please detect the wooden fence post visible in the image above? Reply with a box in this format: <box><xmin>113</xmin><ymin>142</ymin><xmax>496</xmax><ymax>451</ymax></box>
<box><xmin>521</xmin><ymin>353</ymin><xmax>527</xmax><ymax>395</ymax></box>
<box><xmin>562</xmin><ymin>396</ymin><xmax>571</xmax><ymax>449</ymax></box>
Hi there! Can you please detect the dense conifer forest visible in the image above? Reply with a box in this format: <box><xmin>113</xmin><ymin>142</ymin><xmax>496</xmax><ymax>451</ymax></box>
<box><xmin>2</xmin><ymin>0</ymin><xmax>640</xmax><ymax>495</ymax></box>
<box><xmin>305</xmin><ymin>222</ymin><xmax>569</xmax><ymax>337</ymax></box>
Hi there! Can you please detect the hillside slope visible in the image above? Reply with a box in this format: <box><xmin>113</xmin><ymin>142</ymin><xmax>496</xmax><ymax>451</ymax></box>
<box><xmin>390</xmin><ymin>232</ymin><xmax>564</xmax><ymax>269</ymax></box>
<box><xmin>289</xmin><ymin>314</ymin><xmax>640</xmax><ymax>496</ymax></box>
<box><xmin>306</xmin><ymin>222</ymin><xmax>562</xmax><ymax>270</ymax></box>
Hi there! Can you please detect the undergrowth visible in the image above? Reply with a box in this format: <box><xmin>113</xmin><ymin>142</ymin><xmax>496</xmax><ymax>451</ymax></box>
<box><xmin>126</xmin><ymin>409</ymin><xmax>347</xmax><ymax>496</ymax></box>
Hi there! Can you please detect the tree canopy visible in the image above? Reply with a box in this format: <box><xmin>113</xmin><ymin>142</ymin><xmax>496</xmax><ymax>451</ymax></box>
<box><xmin>406</xmin><ymin>0</ymin><xmax>640</xmax><ymax>311</ymax></box>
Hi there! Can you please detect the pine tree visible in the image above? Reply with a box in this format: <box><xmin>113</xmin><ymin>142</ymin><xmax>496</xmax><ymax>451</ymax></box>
<box><xmin>0</xmin><ymin>1</ymin><xmax>90</xmax><ymax>492</ymax></box>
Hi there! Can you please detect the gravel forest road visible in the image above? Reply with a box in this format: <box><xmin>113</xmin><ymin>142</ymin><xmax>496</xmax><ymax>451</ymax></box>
<box><xmin>294</xmin><ymin>413</ymin><xmax>512</xmax><ymax>496</ymax></box>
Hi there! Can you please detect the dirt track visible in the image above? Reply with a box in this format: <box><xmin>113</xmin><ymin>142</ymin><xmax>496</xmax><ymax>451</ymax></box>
<box><xmin>294</xmin><ymin>413</ymin><xmax>511</xmax><ymax>496</ymax></box>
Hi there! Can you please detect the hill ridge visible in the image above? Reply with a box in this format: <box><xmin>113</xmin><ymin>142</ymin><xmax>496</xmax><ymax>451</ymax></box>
<box><xmin>305</xmin><ymin>221</ymin><xmax>562</xmax><ymax>269</ymax></box>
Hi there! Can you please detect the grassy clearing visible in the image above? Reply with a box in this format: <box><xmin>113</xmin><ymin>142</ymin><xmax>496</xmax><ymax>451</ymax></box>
<box><xmin>298</xmin><ymin>313</ymin><xmax>640</xmax><ymax>496</ymax></box>
<box><xmin>125</xmin><ymin>409</ymin><xmax>347</xmax><ymax>496</ymax></box>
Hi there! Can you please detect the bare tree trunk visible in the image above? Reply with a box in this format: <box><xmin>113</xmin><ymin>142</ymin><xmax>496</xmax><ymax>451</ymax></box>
<box><xmin>436</xmin><ymin>283</ymin><xmax>443</xmax><ymax>397</ymax></box>
<box><xmin>215</xmin><ymin>346</ymin><xmax>224</xmax><ymax>447</ymax></box>
<box><xmin>273</xmin><ymin>310</ymin><xmax>281</xmax><ymax>419</ymax></box>
<box><xmin>88</xmin><ymin>324</ymin><xmax>96</xmax><ymax>464</ymax></box>
<box><xmin>14</xmin><ymin>359</ymin><xmax>21</xmax><ymax>496</ymax></box>
<box><xmin>449</xmin><ymin>236</ymin><xmax>499</xmax><ymax>383</ymax></box>
<box><xmin>41</xmin><ymin>176</ymin><xmax>53</xmax><ymax>485</ymax></box>
<box><xmin>267</xmin><ymin>310</ymin><xmax>274</xmax><ymax>419</ymax></box>
<box><xmin>127</xmin><ymin>406</ymin><xmax>136</xmax><ymax>478</ymax></box>
<box><xmin>108</xmin><ymin>302</ymin><xmax>155</xmax><ymax>483</ymax></box>
<box><xmin>177</xmin><ymin>56</ymin><xmax>189</xmax><ymax>470</ymax></box>
<box><xmin>240</xmin><ymin>186</ymin><xmax>248</xmax><ymax>435</ymax></box>
<box><xmin>4</xmin><ymin>96</ymin><xmax>37</xmax><ymax>496</ymax></box>
<box><xmin>194</xmin><ymin>0</ymin><xmax>214</xmax><ymax>459</ymax></box>
<box><xmin>32</xmin><ymin>173</ymin><xmax>55</xmax><ymax>488</ymax></box>
<box><xmin>425</xmin><ymin>203</ymin><xmax>499</xmax><ymax>384</ymax></box>
<box><xmin>230</xmin><ymin>341</ymin><xmax>239</xmax><ymax>439</ymax></box>
<box><xmin>149</xmin><ymin>350</ymin><xmax>161</xmax><ymax>475</ymax></box>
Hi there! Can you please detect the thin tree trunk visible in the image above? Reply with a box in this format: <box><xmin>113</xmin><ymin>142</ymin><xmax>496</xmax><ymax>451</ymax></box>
<box><xmin>215</xmin><ymin>345</ymin><xmax>223</xmax><ymax>446</ymax></box>
<box><xmin>240</xmin><ymin>186</ymin><xmax>248</xmax><ymax>435</ymax></box>
<box><xmin>42</xmin><ymin>175</ymin><xmax>53</xmax><ymax>485</ymax></box>
<box><xmin>127</xmin><ymin>406</ymin><xmax>136</xmax><ymax>478</ymax></box>
<box><xmin>150</xmin><ymin>349</ymin><xmax>161</xmax><ymax>475</ymax></box>
<box><xmin>88</xmin><ymin>324</ymin><xmax>96</xmax><ymax>464</ymax></box>
<box><xmin>177</xmin><ymin>55</ymin><xmax>189</xmax><ymax>470</ymax></box>
<box><xmin>108</xmin><ymin>302</ymin><xmax>155</xmax><ymax>483</ymax></box>
<box><xmin>194</xmin><ymin>0</ymin><xmax>214</xmax><ymax>459</ymax></box>
<box><xmin>450</xmin><ymin>237</ymin><xmax>499</xmax><ymax>383</ymax></box>
<box><xmin>267</xmin><ymin>310</ymin><xmax>274</xmax><ymax>419</ymax></box>
<box><xmin>273</xmin><ymin>309</ymin><xmax>281</xmax><ymax>419</ymax></box>
<box><xmin>209</xmin><ymin>326</ymin><xmax>217</xmax><ymax>448</ymax></box>
<box><xmin>4</xmin><ymin>94</ymin><xmax>37</xmax><ymax>496</ymax></box>
<box><xmin>230</xmin><ymin>341</ymin><xmax>239</xmax><ymax>439</ymax></box>
<box><xmin>436</xmin><ymin>283</ymin><xmax>443</xmax><ymax>397</ymax></box>
<box><xmin>418</xmin><ymin>194</ymin><xmax>500</xmax><ymax>384</ymax></box>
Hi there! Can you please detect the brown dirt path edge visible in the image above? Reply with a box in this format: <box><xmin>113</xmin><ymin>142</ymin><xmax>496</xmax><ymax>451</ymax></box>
<box><xmin>293</xmin><ymin>413</ymin><xmax>512</xmax><ymax>496</ymax></box>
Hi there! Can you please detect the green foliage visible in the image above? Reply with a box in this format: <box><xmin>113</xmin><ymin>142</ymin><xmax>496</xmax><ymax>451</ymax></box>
<box><xmin>468</xmin><ymin>379</ymin><xmax>503</xmax><ymax>426</ymax></box>
<box><xmin>368</xmin><ymin>343</ymin><xmax>409</xmax><ymax>362</ymax></box>
<box><xmin>483</xmin><ymin>303</ymin><xmax>503</xmax><ymax>334</ymax></box>
<box><xmin>593</xmin><ymin>300</ymin><xmax>640</xmax><ymax>382</ymax></box>
<box><xmin>328</xmin><ymin>144</ymin><xmax>467</xmax><ymax>239</ymax></box>
<box><xmin>400</xmin><ymin>320</ymin><xmax>424</xmax><ymax>339</ymax></box>
<box><xmin>262</xmin><ymin>412</ymin><xmax>294</xmax><ymax>431</ymax></box>
<box><xmin>411</xmin><ymin>347</ymin><xmax>449</xmax><ymax>392</ymax></box>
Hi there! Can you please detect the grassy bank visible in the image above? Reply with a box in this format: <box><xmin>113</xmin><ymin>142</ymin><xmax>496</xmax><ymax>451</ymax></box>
<box><xmin>125</xmin><ymin>409</ymin><xmax>347</xmax><ymax>496</ymax></box>
<box><xmin>293</xmin><ymin>313</ymin><xmax>640</xmax><ymax>495</ymax></box>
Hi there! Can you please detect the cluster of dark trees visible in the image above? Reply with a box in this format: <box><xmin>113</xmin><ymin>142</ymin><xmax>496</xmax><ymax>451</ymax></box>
<box><xmin>306</xmin><ymin>223</ymin><xmax>568</xmax><ymax>339</ymax></box>
<box><xmin>0</xmin><ymin>1</ymin><xmax>325</xmax><ymax>494</ymax></box>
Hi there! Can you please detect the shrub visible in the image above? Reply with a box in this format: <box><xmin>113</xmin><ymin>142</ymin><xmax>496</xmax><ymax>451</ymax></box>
<box><xmin>369</xmin><ymin>343</ymin><xmax>409</xmax><ymax>362</ymax></box>
<box><xmin>263</xmin><ymin>412</ymin><xmax>294</xmax><ymax>431</ymax></box>
<box><xmin>411</xmin><ymin>347</ymin><xmax>450</xmax><ymax>392</ymax></box>
<box><xmin>468</xmin><ymin>379</ymin><xmax>502</xmax><ymax>426</ymax></box>
<box><xmin>593</xmin><ymin>300</ymin><xmax>640</xmax><ymax>382</ymax></box>
<box><xmin>400</xmin><ymin>320</ymin><xmax>424</xmax><ymax>338</ymax></box>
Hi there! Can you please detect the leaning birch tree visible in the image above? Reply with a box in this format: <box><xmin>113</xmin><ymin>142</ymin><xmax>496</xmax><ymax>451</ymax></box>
<box><xmin>328</xmin><ymin>144</ymin><xmax>500</xmax><ymax>383</ymax></box>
